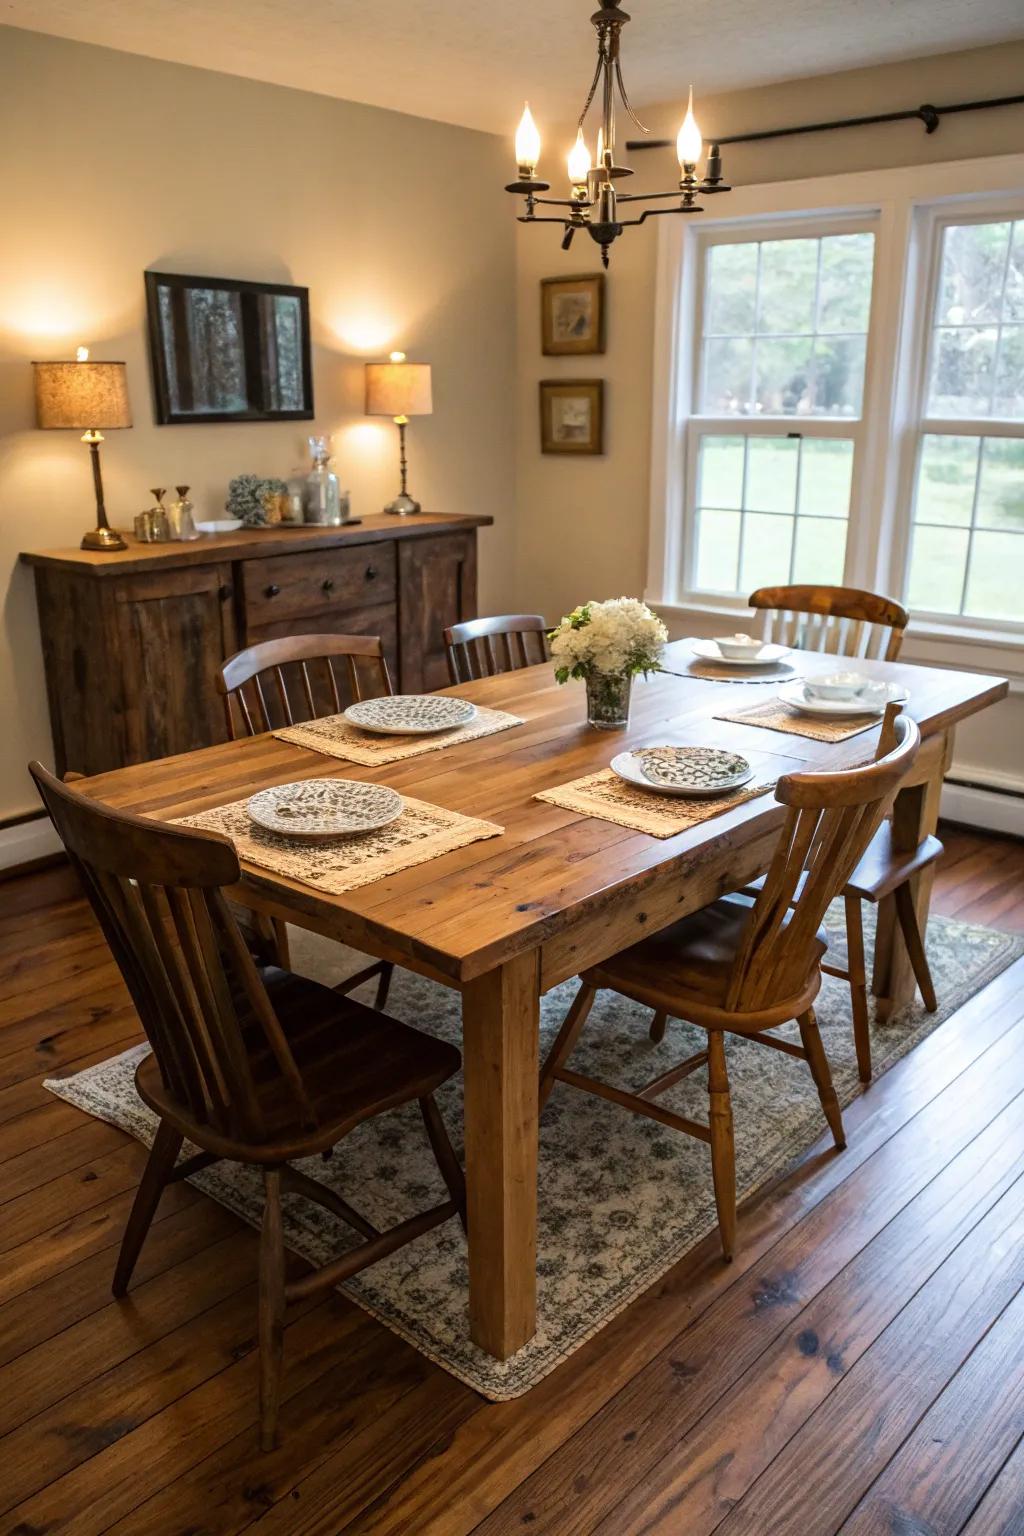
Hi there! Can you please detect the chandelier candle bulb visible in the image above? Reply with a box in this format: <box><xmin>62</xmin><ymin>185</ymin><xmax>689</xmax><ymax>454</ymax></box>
<box><xmin>568</xmin><ymin>129</ymin><xmax>591</xmax><ymax>192</ymax></box>
<box><xmin>515</xmin><ymin>102</ymin><xmax>541</xmax><ymax>175</ymax></box>
<box><xmin>677</xmin><ymin>87</ymin><xmax>703</xmax><ymax>169</ymax></box>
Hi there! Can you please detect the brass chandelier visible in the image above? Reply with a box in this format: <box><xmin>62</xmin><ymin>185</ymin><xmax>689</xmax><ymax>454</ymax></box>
<box><xmin>506</xmin><ymin>1</ymin><xmax>731</xmax><ymax>267</ymax></box>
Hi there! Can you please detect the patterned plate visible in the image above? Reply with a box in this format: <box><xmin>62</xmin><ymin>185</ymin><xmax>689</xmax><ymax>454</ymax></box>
<box><xmin>247</xmin><ymin>779</ymin><xmax>403</xmax><ymax>840</ymax></box>
<box><xmin>691</xmin><ymin>639</ymin><xmax>791</xmax><ymax>668</ymax></box>
<box><xmin>611</xmin><ymin>746</ymin><xmax>753</xmax><ymax>798</ymax></box>
<box><xmin>343</xmin><ymin>695</ymin><xmax>477</xmax><ymax>736</ymax></box>
<box><xmin>778</xmin><ymin>680</ymin><xmax>909</xmax><ymax>718</ymax></box>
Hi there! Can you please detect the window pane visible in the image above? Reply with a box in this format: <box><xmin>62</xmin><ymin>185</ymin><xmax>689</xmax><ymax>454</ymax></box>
<box><xmin>703</xmin><ymin>337</ymin><xmax>752</xmax><ymax>413</ymax></box>
<box><xmin>907</xmin><ymin>525</ymin><xmax>970</xmax><ymax>613</ymax></box>
<box><xmin>705</xmin><ymin>243</ymin><xmax>758</xmax><ymax>334</ymax></box>
<box><xmin>697</xmin><ymin>435</ymin><xmax>744</xmax><ymax>508</ymax></box>
<box><xmin>1004</xmin><ymin>222</ymin><xmax>1024</xmax><ymax>322</ymax></box>
<box><xmin>964</xmin><ymin>530</ymin><xmax>1024</xmax><ymax>620</ymax></box>
<box><xmin>740</xmin><ymin>513</ymin><xmax>794</xmax><ymax>591</ymax></box>
<box><xmin>915</xmin><ymin>436</ymin><xmax>979</xmax><ymax>526</ymax></box>
<box><xmin>792</xmin><ymin>515</ymin><xmax>846</xmax><ymax>584</ymax></box>
<box><xmin>797</xmin><ymin>439</ymin><xmax>853</xmax><ymax>518</ymax></box>
<box><xmin>928</xmin><ymin>327</ymin><xmax>996</xmax><ymax>415</ymax></box>
<box><xmin>754</xmin><ymin>337</ymin><xmax>813</xmax><ymax>415</ymax></box>
<box><xmin>757</xmin><ymin>240</ymin><xmax>817</xmax><ymax>335</ymax></box>
<box><xmin>817</xmin><ymin>233</ymin><xmax>874</xmax><ymax>333</ymax></box>
<box><xmin>936</xmin><ymin>222</ymin><xmax>1011</xmax><ymax>326</ymax></box>
<box><xmin>694</xmin><ymin>508</ymin><xmax>741</xmax><ymax>591</ymax></box>
<box><xmin>993</xmin><ymin>325</ymin><xmax>1024</xmax><ymax>419</ymax></box>
<box><xmin>810</xmin><ymin>335</ymin><xmax>866</xmax><ymax>415</ymax></box>
<box><xmin>976</xmin><ymin>438</ymin><xmax>1024</xmax><ymax>530</ymax></box>
<box><xmin>747</xmin><ymin>436</ymin><xmax>798</xmax><ymax>512</ymax></box>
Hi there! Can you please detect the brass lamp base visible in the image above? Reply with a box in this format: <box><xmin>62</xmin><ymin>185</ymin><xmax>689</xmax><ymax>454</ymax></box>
<box><xmin>81</xmin><ymin>524</ymin><xmax>127</xmax><ymax>551</ymax></box>
<box><xmin>383</xmin><ymin>493</ymin><xmax>422</xmax><ymax>516</ymax></box>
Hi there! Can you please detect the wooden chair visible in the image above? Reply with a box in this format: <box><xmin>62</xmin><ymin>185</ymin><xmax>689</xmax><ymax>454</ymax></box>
<box><xmin>30</xmin><ymin>762</ymin><xmax>466</xmax><ymax>1451</ymax></box>
<box><xmin>444</xmin><ymin>614</ymin><xmax>550</xmax><ymax>684</ymax></box>
<box><xmin>748</xmin><ymin>584</ymin><xmax>909</xmax><ymax>662</ymax></box>
<box><xmin>747</xmin><ymin>589</ymin><xmax>938</xmax><ymax>1070</ymax></box>
<box><xmin>216</xmin><ymin>633</ymin><xmax>395</xmax><ymax>1008</ymax></box>
<box><xmin>539</xmin><ymin>714</ymin><xmax>921</xmax><ymax>1263</ymax></box>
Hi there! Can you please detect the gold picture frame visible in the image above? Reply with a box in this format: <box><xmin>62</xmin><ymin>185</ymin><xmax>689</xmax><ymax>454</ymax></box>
<box><xmin>541</xmin><ymin>273</ymin><xmax>606</xmax><ymax>355</ymax></box>
<box><xmin>539</xmin><ymin>379</ymin><xmax>604</xmax><ymax>455</ymax></box>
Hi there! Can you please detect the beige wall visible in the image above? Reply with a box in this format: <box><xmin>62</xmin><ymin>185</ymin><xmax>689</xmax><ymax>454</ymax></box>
<box><xmin>0</xmin><ymin>27</ymin><xmax>515</xmax><ymax>821</ymax></box>
<box><xmin>514</xmin><ymin>41</ymin><xmax>1024</xmax><ymax>796</ymax></box>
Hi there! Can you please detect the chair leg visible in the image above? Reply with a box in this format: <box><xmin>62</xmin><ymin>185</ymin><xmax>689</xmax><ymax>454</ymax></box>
<box><xmin>893</xmin><ymin>882</ymin><xmax>938</xmax><ymax>1013</ymax></box>
<box><xmin>649</xmin><ymin>1010</ymin><xmax>668</xmax><ymax>1044</ymax></box>
<box><xmin>798</xmin><ymin>1009</ymin><xmax>846</xmax><ymax>1150</ymax></box>
<box><xmin>258</xmin><ymin>1167</ymin><xmax>287</xmax><ymax>1453</ymax></box>
<box><xmin>270</xmin><ymin>918</ymin><xmax>291</xmax><ymax>970</ymax></box>
<box><xmin>706</xmin><ymin>1032</ymin><xmax>736</xmax><ymax>1263</ymax></box>
<box><xmin>539</xmin><ymin>983</ymin><xmax>598</xmax><ymax>1109</ymax></box>
<box><xmin>844</xmin><ymin>892</ymin><xmax>872</xmax><ymax>1083</ymax></box>
<box><xmin>112</xmin><ymin>1118</ymin><xmax>183</xmax><ymax>1298</ymax></box>
<box><xmin>374</xmin><ymin>961</ymin><xmax>395</xmax><ymax>1011</ymax></box>
<box><xmin>420</xmin><ymin>1095</ymin><xmax>468</xmax><ymax>1231</ymax></box>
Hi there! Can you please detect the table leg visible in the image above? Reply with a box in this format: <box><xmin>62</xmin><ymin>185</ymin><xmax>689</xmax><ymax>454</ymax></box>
<box><xmin>461</xmin><ymin>948</ymin><xmax>540</xmax><ymax>1359</ymax></box>
<box><xmin>872</xmin><ymin>728</ymin><xmax>952</xmax><ymax>1019</ymax></box>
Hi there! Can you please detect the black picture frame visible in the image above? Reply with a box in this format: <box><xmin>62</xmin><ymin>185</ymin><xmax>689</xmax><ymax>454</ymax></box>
<box><xmin>144</xmin><ymin>270</ymin><xmax>314</xmax><ymax>425</ymax></box>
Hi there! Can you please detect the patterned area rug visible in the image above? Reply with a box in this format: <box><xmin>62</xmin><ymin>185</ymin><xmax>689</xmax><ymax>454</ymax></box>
<box><xmin>45</xmin><ymin>909</ymin><xmax>1023</xmax><ymax>1400</ymax></box>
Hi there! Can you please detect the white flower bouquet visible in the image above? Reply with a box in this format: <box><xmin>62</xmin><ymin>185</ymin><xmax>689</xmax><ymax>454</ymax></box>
<box><xmin>549</xmin><ymin>597</ymin><xmax>668</xmax><ymax>729</ymax></box>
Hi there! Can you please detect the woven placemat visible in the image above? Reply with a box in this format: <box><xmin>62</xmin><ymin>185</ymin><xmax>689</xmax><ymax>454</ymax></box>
<box><xmin>175</xmin><ymin>795</ymin><xmax>503</xmax><ymax>894</ymax></box>
<box><xmin>667</xmin><ymin>660</ymin><xmax>799</xmax><ymax>685</ymax></box>
<box><xmin>274</xmin><ymin>706</ymin><xmax>524</xmax><ymax>766</ymax></box>
<box><xmin>714</xmin><ymin>698</ymin><xmax>881</xmax><ymax>742</ymax></box>
<box><xmin>535</xmin><ymin>769</ymin><xmax>775</xmax><ymax>839</ymax></box>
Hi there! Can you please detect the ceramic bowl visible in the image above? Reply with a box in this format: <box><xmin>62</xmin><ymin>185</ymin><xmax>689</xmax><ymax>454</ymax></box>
<box><xmin>714</xmin><ymin>633</ymin><xmax>765</xmax><ymax>660</ymax></box>
<box><xmin>804</xmin><ymin>671</ymin><xmax>870</xmax><ymax>701</ymax></box>
<box><xmin>195</xmin><ymin>518</ymin><xmax>243</xmax><ymax>535</ymax></box>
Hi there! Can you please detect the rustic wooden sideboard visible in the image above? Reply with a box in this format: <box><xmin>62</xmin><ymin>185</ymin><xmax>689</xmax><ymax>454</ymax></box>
<box><xmin>21</xmin><ymin>513</ymin><xmax>491</xmax><ymax>776</ymax></box>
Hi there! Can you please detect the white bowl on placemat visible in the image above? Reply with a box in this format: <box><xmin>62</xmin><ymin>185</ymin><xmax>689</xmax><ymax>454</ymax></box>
<box><xmin>247</xmin><ymin>779</ymin><xmax>402</xmax><ymax>839</ymax></box>
<box><xmin>691</xmin><ymin>639</ymin><xmax>791</xmax><ymax>668</ymax></box>
<box><xmin>778</xmin><ymin>680</ymin><xmax>908</xmax><ymax>718</ymax></box>
<box><xmin>612</xmin><ymin>746</ymin><xmax>753</xmax><ymax>798</ymax></box>
<box><xmin>343</xmin><ymin>695</ymin><xmax>476</xmax><ymax>736</ymax></box>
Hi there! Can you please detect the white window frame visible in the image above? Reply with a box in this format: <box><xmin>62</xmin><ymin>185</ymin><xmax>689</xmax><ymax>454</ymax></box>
<box><xmin>646</xmin><ymin>151</ymin><xmax>1024</xmax><ymax>654</ymax></box>
<box><xmin>684</xmin><ymin>214</ymin><xmax>880</xmax><ymax>600</ymax></box>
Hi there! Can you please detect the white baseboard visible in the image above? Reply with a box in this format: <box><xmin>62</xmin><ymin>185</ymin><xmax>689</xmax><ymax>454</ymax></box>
<box><xmin>0</xmin><ymin>816</ymin><xmax>62</xmax><ymax>872</ymax></box>
<box><xmin>940</xmin><ymin>781</ymin><xmax>1024</xmax><ymax>838</ymax></box>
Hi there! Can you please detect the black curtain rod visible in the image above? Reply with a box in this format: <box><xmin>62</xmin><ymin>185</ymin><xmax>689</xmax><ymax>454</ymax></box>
<box><xmin>625</xmin><ymin>92</ymin><xmax>1024</xmax><ymax>152</ymax></box>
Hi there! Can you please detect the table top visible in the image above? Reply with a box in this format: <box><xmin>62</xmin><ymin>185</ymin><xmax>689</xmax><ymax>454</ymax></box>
<box><xmin>20</xmin><ymin>512</ymin><xmax>493</xmax><ymax>576</ymax></box>
<box><xmin>72</xmin><ymin>641</ymin><xmax>1007</xmax><ymax>985</ymax></box>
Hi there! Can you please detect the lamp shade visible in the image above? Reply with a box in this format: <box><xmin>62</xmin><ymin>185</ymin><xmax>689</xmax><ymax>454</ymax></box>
<box><xmin>33</xmin><ymin>360</ymin><xmax>132</xmax><ymax>430</ymax></box>
<box><xmin>365</xmin><ymin>359</ymin><xmax>432</xmax><ymax>418</ymax></box>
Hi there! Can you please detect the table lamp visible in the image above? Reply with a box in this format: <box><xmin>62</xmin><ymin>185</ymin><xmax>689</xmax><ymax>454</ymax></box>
<box><xmin>33</xmin><ymin>347</ymin><xmax>132</xmax><ymax>551</ymax></box>
<box><xmin>364</xmin><ymin>351</ymin><xmax>432</xmax><ymax>515</ymax></box>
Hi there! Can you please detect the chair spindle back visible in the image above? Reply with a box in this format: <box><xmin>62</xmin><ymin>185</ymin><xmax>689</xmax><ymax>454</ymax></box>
<box><xmin>445</xmin><ymin>614</ymin><xmax>550</xmax><ymax>684</ymax></box>
<box><xmin>726</xmin><ymin>710</ymin><xmax>920</xmax><ymax>1013</ymax></box>
<box><xmin>30</xmin><ymin>763</ymin><xmax>313</xmax><ymax>1143</ymax></box>
<box><xmin>217</xmin><ymin>633</ymin><xmax>393</xmax><ymax>739</ymax></box>
<box><xmin>748</xmin><ymin>585</ymin><xmax>908</xmax><ymax>662</ymax></box>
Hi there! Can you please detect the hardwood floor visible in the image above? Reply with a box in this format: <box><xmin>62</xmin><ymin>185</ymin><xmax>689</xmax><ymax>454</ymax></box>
<box><xmin>0</xmin><ymin>825</ymin><xmax>1022</xmax><ymax>1535</ymax></box>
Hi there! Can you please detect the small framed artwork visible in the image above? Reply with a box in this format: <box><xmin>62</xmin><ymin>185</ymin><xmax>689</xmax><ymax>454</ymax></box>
<box><xmin>539</xmin><ymin>379</ymin><xmax>604</xmax><ymax>455</ymax></box>
<box><xmin>541</xmin><ymin>273</ymin><xmax>606</xmax><ymax>355</ymax></box>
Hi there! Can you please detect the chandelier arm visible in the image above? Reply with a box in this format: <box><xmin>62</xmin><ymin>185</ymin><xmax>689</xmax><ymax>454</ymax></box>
<box><xmin>617</xmin><ymin>189</ymin><xmax>692</xmax><ymax>203</ymax></box>
<box><xmin>577</xmin><ymin>49</ymin><xmax>606</xmax><ymax>132</ymax></box>
<box><xmin>618</xmin><ymin>206</ymin><xmax>705</xmax><ymax>228</ymax></box>
<box><xmin>516</xmin><ymin>215</ymin><xmax>578</xmax><ymax>226</ymax></box>
<box><xmin>614</xmin><ymin>57</ymin><xmax>650</xmax><ymax>135</ymax></box>
<box><xmin>531</xmin><ymin>195</ymin><xmax>595</xmax><ymax>209</ymax></box>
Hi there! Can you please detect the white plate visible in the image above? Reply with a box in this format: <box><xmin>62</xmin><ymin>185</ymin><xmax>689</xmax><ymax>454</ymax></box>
<box><xmin>777</xmin><ymin>679</ymin><xmax>909</xmax><ymax>718</ymax></box>
<box><xmin>247</xmin><ymin>779</ymin><xmax>402</xmax><ymax>840</ymax></box>
<box><xmin>195</xmin><ymin>518</ymin><xmax>243</xmax><ymax>534</ymax></box>
<box><xmin>343</xmin><ymin>694</ymin><xmax>477</xmax><ymax>736</ymax></box>
<box><xmin>612</xmin><ymin>746</ymin><xmax>754</xmax><ymax>798</ymax></box>
<box><xmin>691</xmin><ymin>639</ymin><xmax>792</xmax><ymax>668</ymax></box>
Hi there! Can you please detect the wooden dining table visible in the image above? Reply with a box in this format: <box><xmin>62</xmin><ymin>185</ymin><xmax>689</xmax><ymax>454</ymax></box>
<box><xmin>71</xmin><ymin>639</ymin><xmax>1007</xmax><ymax>1363</ymax></box>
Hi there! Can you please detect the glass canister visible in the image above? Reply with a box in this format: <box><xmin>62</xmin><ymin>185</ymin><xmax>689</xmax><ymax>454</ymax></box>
<box><xmin>283</xmin><ymin>475</ymin><xmax>306</xmax><ymax>524</ymax></box>
<box><xmin>167</xmin><ymin>485</ymin><xmax>199</xmax><ymax>541</ymax></box>
<box><xmin>148</xmin><ymin>488</ymin><xmax>171</xmax><ymax>542</ymax></box>
<box><xmin>303</xmin><ymin>435</ymin><xmax>342</xmax><ymax>526</ymax></box>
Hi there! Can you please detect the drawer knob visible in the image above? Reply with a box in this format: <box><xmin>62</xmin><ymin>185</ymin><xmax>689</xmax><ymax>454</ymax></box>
<box><xmin>322</xmin><ymin>577</ymin><xmax>335</xmax><ymax>593</ymax></box>
<box><xmin>264</xmin><ymin>583</ymin><xmax>280</xmax><ymax>598</ymax></box>
<box><xmin>365</xmin><ymin>564</ymin><xmax>378</xmax><ymax>580</ymax></box>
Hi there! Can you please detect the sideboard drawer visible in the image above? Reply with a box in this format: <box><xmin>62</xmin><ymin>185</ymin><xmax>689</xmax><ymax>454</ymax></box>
<box><xmin>241</xmin><ymin>542</ymin><xmax>397</xmax><ymax>630</ymax></box>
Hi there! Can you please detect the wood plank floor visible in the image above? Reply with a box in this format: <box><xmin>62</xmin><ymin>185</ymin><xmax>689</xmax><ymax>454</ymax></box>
<box><xmin>0</xmin><ymin>825</ymin><xmax>1022</xmax><ymax>1536</ymax></box>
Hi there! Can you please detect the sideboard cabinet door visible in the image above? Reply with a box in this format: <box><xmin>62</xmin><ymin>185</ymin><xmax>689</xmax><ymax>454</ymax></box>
<box><xmin>113</xmin><ymin>564</ymin><xmax>236</xmax><ymax>764</ymax></box>
<box><xmin>398</xmin><ymin>533</ymin><xmax>478</xmax><ymax>692</ymax></box>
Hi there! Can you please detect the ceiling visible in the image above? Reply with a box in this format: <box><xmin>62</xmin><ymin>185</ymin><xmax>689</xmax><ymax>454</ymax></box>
<box><xmin>6</xmin><ymin>0</ymin><xmax>1023</xmax><ymax>134</ymax></box>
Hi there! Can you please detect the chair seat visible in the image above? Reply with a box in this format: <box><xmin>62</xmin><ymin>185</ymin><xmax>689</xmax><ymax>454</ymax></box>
<box><xmin>582</xmin><ymin>897</ymin><xmax>826</xmax><ymax>1030</ymax></box>
<box><xmin>742</xmin><ymin>824</ymin><xmax>944</xmax><ymax>906</ymax></box>
<box><xmin>137</xmin><ymin>966</ymin><xmax>461</xmax><ymax>1163</ymax></box>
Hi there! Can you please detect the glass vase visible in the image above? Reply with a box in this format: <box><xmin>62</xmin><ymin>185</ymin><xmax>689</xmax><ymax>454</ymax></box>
<box><xmin>585</xmin><ymin>671</ymin><xmax>632</xmax><ymax>730</ymax></box>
